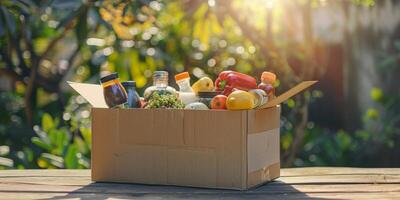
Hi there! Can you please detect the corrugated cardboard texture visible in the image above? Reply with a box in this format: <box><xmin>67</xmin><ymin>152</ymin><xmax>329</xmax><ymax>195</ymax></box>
<box><xmin>92</xmin><ymin>109</ymin><xmax>248</xmax><ymax>190</ymax></box>
<box><xmin>246</xmin><ymin>106</ymin><xmax>281</xmax><ymax>188</ymax></box>
<box><xmin>72</xmin><ymin>81</ymin><xmax>317</xmax><ymax>190</ymax></box>
<box><xmin>247</xmin><ymin>162</ymin><xmax>280</xmax><ymax>188</ymax></box>
<box><xmin>247</xmin><ymin>128</ymin><xmax>280</xmax><ymax>173</ymax></box>
<box><xmin>259</xmin><ymin>81</ymin><xmax>318</xmax><ymax>109</ymax></box>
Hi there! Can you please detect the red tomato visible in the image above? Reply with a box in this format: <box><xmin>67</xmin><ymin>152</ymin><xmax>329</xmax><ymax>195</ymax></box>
<box><xmin>211</xmin><ymin>95</ymin><xmax>227</xmax><ymax>110</ymax></box>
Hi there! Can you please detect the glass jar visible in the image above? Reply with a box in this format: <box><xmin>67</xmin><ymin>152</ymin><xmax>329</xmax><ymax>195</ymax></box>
<box><xmin>198</xmin><ymin>91</ymin><xmax>220</xmax><ymax>108</ymax></box>
<box><xmin>100</xmin><ymin>73</ymin><xmax>127</xmax><ymax>108</ymax></box>
<box><xmin>143</xmin><ymin>71</ymin><xmax>176</xmax><ymax>100</ymax></box>
<box><xmin>122</xmin><ymin>81</ymin><xmax>141</xmax><ymax>108</ymax></box>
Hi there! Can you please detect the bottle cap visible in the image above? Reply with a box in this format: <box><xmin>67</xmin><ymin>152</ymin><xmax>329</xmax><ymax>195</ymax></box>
<box><xmin>175</xmin><ymin>72</ymin><xmax>190</xmax><ymax>81</ymax></box>
<box><xmin>122</xmin><ymin>81</ymin><xmax>136</xmax><ymax>87</ymax></box>
<box><xmin>261</xmin><ymin>71</ymin><xmax>276</xmax><ymax>84</ymax></box>
<box><xmin>100</xmin><ymin>73</ymin><xmax>118</xmax><ymax>83</ymax></box>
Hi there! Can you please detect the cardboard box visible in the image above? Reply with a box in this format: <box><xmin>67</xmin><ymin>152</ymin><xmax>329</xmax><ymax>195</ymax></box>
<box><xmin>69</xmin><ymin>81</ymin><xmax>316</xmax><ymax>190</ymax></box>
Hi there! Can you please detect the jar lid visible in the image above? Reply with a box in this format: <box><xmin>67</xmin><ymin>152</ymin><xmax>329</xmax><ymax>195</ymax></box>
<box><xmin>100</xmin><ymin>73</ymin><xmax>118</xmax><ymax>83</ymax></box>
<box><xmin>153</xmin><ymin>71</ymin><xmax>168</xmax><ymax>77</ymax></box>
<box><xmin>174</xmin><ymin>72</ymin><xmax>190</xmax><ymax>81</ymax></box>
<box><xmin>122</xmin><ymin>81</ymin><xmax>136</xmax><ymax>87</ymax></box>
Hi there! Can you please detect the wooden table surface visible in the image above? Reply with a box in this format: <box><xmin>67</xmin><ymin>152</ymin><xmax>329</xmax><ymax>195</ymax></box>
<box><xmin>0</xmin><ymin>167</ymin><xmax>399</xmax><ymax>199</ymax></box>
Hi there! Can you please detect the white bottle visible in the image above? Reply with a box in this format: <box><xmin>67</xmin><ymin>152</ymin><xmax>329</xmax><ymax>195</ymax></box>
<box><xmin>175</xmin><ymin>72</ymin><xmax>198</xmax><ymax>105</ymax></box>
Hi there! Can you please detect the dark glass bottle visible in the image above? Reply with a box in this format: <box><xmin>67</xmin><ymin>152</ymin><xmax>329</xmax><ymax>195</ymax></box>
<box><xmin>100</xmin><ymin>73</ymin><xmax>127</xmax><ymax>108</ymax></box>
<box><xmin>121</xmin><ymin>81</ymin><xmax>141</xmax><ymax>108</ymax></box>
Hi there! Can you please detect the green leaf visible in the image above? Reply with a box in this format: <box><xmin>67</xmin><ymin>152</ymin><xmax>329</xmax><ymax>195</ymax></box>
<box><xmin>74</xmin><ymin>137</ymin><xmax>87</xmax><ymax>155</ymax></box>
<box><xmin>0</xmin><ymin>157</ymin><xmax>13</xmax><ymax>168</ymax></box>
<box><xmin>42</xmin><ymin>113</ymin><xmax>54</xmax><ymax>133</ymax></box>
<box><xmin>65</xmin><ymin>145</ymin><xmax>78</xmax><ymax>169</ymax></box>
<box><xmin>41</xmin><ymin>153</ymin><xmax>64</xmax><ymax>168</ymax></box>
<box><xmin>31</xmin><ymin>137</ymin><xmax>52</xmax><ymax>151</ymax></box>
<box><xmin>80</xmin><ymin>127</ymin><xmax>91</xmax><ymax>150</ymax></box>
<box><xmin>78</xmin><ymin>155</ymin><xmax>90</xmax><ymax>168</ymax></box>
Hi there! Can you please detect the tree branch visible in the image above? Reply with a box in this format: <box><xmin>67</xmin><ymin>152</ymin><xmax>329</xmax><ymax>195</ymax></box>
<box><xmin>40</xmin><ymin>22</ymin><xmax>74</xmax><ymax>61</ymax></box>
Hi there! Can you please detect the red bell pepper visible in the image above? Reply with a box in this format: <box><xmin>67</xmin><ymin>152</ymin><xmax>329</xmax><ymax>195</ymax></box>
<box><xmin>215</xmin><ymin>71</ymin><xmax>257</xmax><ymax>96</ymax></box>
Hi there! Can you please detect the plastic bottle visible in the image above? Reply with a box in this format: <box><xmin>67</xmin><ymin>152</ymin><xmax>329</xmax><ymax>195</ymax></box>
<box><xmin>175</xmin><ymin>72</ymin><xmax>194</xmax><ymax>93</ymax></box>
<box><xmin>174</xmin><ymin>72</ymin><xmax>198</xmax><ymax>105</ymax></box>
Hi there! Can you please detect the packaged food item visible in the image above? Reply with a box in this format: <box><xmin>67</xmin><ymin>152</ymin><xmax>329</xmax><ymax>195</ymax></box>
<box><xmin>175</xmin><ymin>72</ymin><xmax>198</xmax><ymax>105</ymax></box>
<box><xmin>100</xmin><ymin>73</ymin><xmax>128</xmax><ymax>108</ymax></box>
<box><xmin>226</xmin><ymin>90</ymin><xmax>254</xmax><ymax>110</ymax></box>
<box><xmin>258</xmin><ymin>83</ymin><xmax>275</xmax><ymax>98</ymax></box>
<box><xmin>259</xmin><ymin>71</ymin><xmax>276</xmax><ymax>98</ymax></box>
<box><xmin>177</xmin><ymin>92</ymin><xmax>198</xmax><ymax>105</ymax></box>
<box><xmin>143</xmin><ymin>71</ymin><xmax>176</xmax><ymax>100</ymax></box>
<box><xmin>210</xmin><ymin>95</ymin><xmax>227</xmax><ymax>110</ymax></box>
<box><xmin>185</xmin><ymin>102</ymin><xmax>209</xmax><ymax>110</ymax></box>
<box><xmin>191</xmin><ymin>77</ymin><xmax>214</xmax><ymax>94</ymax></box>
<box><xmin>215</xmin><ymin>71</ymin><xmax>257</xmax><ymax>96</ymax></box>
<box><xmin>121</xmin><ymin>81</ymin><xmax>141</xmax><ymax>108</ymax></box>
<box><xmin>248</xmin><ymin>89</ymin><xmax>268</xmax><ymax>108</ymax></box>
<box><xmin>261</xmin><ymin>71</ymin><xmax>276</xmax><ymax>85</ymax></box>
<box><xmin>198</xmin><ymin>91</ymin><xmax>220</xmax><ymax>108</ymax></box>
<box><xmin>175</xmin><ymin>72</ymin><xmax>194</xmax><ymax>93</ymax></box>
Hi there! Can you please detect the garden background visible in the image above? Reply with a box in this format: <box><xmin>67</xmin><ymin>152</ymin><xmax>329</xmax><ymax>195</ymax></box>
<box><xmin>0</xmin><ymin>0</ymin><xmax>399</xmax><ymax>169</ymax></box>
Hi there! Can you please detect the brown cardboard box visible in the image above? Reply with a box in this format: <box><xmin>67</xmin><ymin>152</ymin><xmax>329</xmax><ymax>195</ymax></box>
<box><xmin>68</xmin><ymin>81</ymin><xmax>316</xmax><ymax>190</ymax></box>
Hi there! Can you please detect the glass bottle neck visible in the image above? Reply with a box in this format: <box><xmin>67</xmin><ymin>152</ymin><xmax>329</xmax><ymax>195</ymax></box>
<box><xmin>153</xmin><ymin>71</ymin><xmax>169</xmax><ymax>88</ymax></box>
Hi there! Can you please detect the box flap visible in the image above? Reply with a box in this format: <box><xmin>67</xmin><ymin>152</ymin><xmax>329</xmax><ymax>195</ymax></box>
<box><xmin>258</xmin><ymin>81</ymin><xmax>317</xmax><ymax>109</ymax></box>
<box><xmin>67</xmin><ymin>81</ymin><xmax>108</xmax><ymax>108</ymax></box>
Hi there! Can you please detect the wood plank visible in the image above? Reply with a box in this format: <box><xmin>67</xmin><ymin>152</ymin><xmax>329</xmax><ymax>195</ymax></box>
<box><xmin>281</xmin><ymin>167</ymin><xmax>400</xmax><ymax>176</ymax></box>
<box><xmin>0</xmin><ymin>168</ymin><xmax>400</xmax><ymax>199</ymax></box>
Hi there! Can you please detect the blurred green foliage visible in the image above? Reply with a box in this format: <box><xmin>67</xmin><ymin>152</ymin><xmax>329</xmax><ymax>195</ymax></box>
<box><xmin>0</xmin><ymin>0</ymin><xmax>397</xmax><ymax>169</ymax></box>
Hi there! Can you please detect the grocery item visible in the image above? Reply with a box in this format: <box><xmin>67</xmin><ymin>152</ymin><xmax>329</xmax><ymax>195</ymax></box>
<box><xmin>191</xmin><ymin>77</ymin><xmax>214</xmax><ymax>94</ymax></box>
<box><xmin>198</xmin><ymin>91</ymin><xmax>220</xmax><ymax>108</ymax></box>
<box><xmin>261</xmin><ymin>71</ymin><xmax>276</xmax><ymax>85</ymax></box>
<box><xmin>175</xmin><ymin>72</ymin><xmax>197</xmax><ymax>105</ymax></box>
<box><xmin>175</xmin><ymin>72</ymin><xmax>194</xmax><ymax>93</ymax></box>
<box><xmin>215</xmin><ymin>71</ymin><xmax>257</xmax><ymax>96</ymax></box>
<box><xmin>259</xmin><ymin>71</ymin><xmax>276</xmax><ymax>98</ymax></box>
<box><xmin>210</xmin><ymin>95</ymin><xmax>227</xmax><ymax>110</ymax></box>
<box><xmin>185</xmin><ymin>102</ymin><xmax>209</xmax><ymax>110</ymax></box>
<box><xmin>144</xmin><ymin>93</ymin><xmax>185</xmax><ymax>109</ymax></box>
<box><xmin>121</xmin><ymin>81</ymin><xmax>141</xmax><ymax>108</ymax></box>
<box><xmin>177</xmin><ymin>92</ymin><xmax>198</xmax><ymax>105</ymax></box>
<box><xmin>144</xmin><ymin>71</ymin><xmax>176</xmax><ymax>100</ymax></box>
<box><xmin>258</xmin><ymin>83</ymin><xmax>275</xmax><ymax>98</ymax></box>
<box><xmin>226</xmin><ymin>90</ymin><xmax>254</xmax><ymax>110</ymax></box>
<box><xmin>100</xmin><ymin>73</ymin><xmax>128</xmax><ymax>108</ymax></box>
<box><xmin>248</xmin><ymin>89</ymin><xmax>268</xmax><ymax>108</ymax></box>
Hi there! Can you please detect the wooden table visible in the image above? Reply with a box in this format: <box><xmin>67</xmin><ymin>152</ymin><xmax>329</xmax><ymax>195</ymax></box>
<box><xmin>0</xmin><ymin>168</ymin><xmax>399</xmax><ymax>199</ymax></box>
